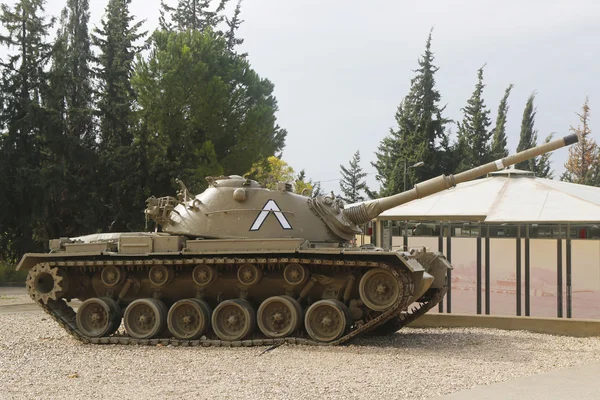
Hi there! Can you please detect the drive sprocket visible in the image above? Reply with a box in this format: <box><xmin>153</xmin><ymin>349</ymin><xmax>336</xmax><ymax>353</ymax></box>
<box><xmin>26</xmin><ymin>263</ymin><xmax>68</xmax><ymax>304</ymax></box>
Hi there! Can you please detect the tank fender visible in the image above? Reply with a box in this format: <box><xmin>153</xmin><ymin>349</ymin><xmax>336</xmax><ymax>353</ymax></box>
<box><xmin>417</xmin><ymin>251</ymin><xmax>452</xmax><ymax>290</ymax></box>
<box><xmin>15</xmin><ymin>252</ymin><xmax>105</xmax><ymax>271</ymax></box>
<box><xmin>16</xmin><ymin>254</ymin><xmax>57</xmax><ymax>271</ymax></box>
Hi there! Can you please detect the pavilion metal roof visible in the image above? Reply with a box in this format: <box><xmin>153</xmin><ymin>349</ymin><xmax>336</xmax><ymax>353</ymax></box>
<box><xmin>376</xmin><ymin>169</ymin><xmax>600</xmax><ymax>223</ymax></box>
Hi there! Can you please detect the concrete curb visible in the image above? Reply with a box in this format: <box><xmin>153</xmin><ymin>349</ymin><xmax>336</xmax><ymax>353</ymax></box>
<box><xmin>409</xmin><ymin>313</ymin><xmax>600</xmax><ymax>337</ymax></box>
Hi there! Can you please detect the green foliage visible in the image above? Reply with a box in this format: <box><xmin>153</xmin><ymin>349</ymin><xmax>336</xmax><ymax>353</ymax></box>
<box><xmin>93</xmin><ymin>0</ymin><xmax>145</xmax><ymax>150</ymax></box>
<box><xmin>516</xmin><ymin>92</ymin><xmax>554</xmax><ymax>178</ymax></box>
<box><xmin>132</xmin><ymin>29</ymin><xmax>286</xmax><ymax>197</ymax></box>
<box><xmin>0</xmin><ymin>1</ymin><xmax>288</xmax><ymax>261</ymax></box>
<box><xmin>92</xmin><ymin>0</ymin><xmax>147</xmax><ymax>231</ymax></box>
<box><xmin>561</xmin><ymin>98</ymin><xmax>599</xmax><ymax>185</ymax></box>
<box><xmin>491</xmin><ymin>84</ymin><xmax>513</xmax><ymax>159</ymax></box>
<box><xmin>0</xmin><ymin>0</ymin><xmax>55</xmax><ymax>255</ymax></box>
<box><xmin>0</xmin><ymin>261</ymin><xmax>28</xmax><ymax>285</ymax></box>
<box><xmin>159</xmin><ymin>0</ymin><xmax>230</xmax><ymax>31</ymax></box>
<box><xmin>224</xmin><ymin>1</ymin><xmax>244</xmax><ymax>52</ymax></box>
<box><xmin>373</xmin><ymin>29</ymin><xmax>452</xmax><ymax>197</ymax></box>
<box><xmin>339</xmin><ymin>150</ymin><xmax>369</xmax><ymax>203</ymax></box>
<box><xmin>294</xmin><ymin>169</ymin><xmax>316</xmax><ymax>196</ymax></box>
<box><xmin>246</xmin><ymin>157</ymin><xmax>319</xmax><ymax>195</ymax></box>
<box><xmin>247</xmin><ymin>156</ymin><xmax>294</xmax><ymax>189</ymax></box>
<box><xmin>537</xmin><ymin>134</ymin><xmax>554</xmax><ymax>179</ymax></box>
<box><xmin>516</xmin><ymin>93</ymin><xmax>539</xmax><ymax>172</ymax></box>
<box><xmin>455</xmin><ymin>66</ymin><xmax>493</xmax><ymax>172</ymax></box>
<box><xmin>40</xmin><ymin>0</ymin><xmax>99</xmax><ymax>241</ymax></box>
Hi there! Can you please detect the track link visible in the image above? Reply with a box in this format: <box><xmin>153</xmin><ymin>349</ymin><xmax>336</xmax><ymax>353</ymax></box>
<box><xmin>34</xmin><ymin>256</ymin><xmax>416</xmax><ymax>347</ymax></box>
<box><xmin>366</xmin><ymin>285</ymin><xmax>448</xmax><ymax>336</ymax></box>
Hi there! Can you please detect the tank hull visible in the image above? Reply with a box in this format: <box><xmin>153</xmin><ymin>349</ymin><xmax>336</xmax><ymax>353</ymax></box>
<box><xmin>19</xmin><ymin>233</ymin><xmax>450</xmax><ymax>346</ymax></box>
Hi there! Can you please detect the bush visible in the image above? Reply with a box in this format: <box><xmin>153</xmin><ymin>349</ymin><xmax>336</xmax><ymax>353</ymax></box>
<box><xmin>0</xmin><ymin>262</ymin><xmax>28</xmax><ymax>285</ymax></box>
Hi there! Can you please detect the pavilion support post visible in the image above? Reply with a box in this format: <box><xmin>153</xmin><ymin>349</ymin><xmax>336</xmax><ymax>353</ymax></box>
<box><xmin>485</xmin><ymin>224</ymin><xmax>490</xmax><ymax>315</ymax></box>
<box><xmin>525</xmin><ymin>224</ymin><xmax>531</xmax><ymax>317</ymax></box>
<box><xmin>566</xmin><ymin>223</ymin><xmax>572</xmax><ymax>318</ymax></box>
<box><xmin>403</xmin><ymin>221</ymin><xmax>408</xmax><ymax>250</ymax></box>
<box><xmin>557</xmin><ymin>225</ymin><xmax>563</xmax><ymax>318</ymax></box>
<box><xmin>477</xmin><ymin>222</ymin><xmax>482</xmax><ymax>314</ymax></box>
<box><xmin>438</xmin><ymin>221</ymin><xmax>444</xmax><ymax>313</ymax></box>
<box><xmin>516</xmin><ymin>225</ymin><xmax>522</xmax><ymax>316</ymax></box>
<box><xmin>446</xmin><ymin>222</ymin><xmax>452</xmax><ymax>313</ymax></box>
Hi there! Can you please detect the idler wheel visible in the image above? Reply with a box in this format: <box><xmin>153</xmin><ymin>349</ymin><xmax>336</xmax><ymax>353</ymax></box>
<box><xmin>167</xmin><ymin>298</ymin><xmax>212</xmax><ymax>340</ymax></box>
<box><xmin>237</xmin><ymin>264</ymin><xmax>262</xmax><ymax>286</ymax></box>
<box><xmin>283</xmin><ymin>263</ymin><xmax>309</xmax><ymax>286</ymax></box>
<box><xmin>26</xmin><ymin>263</ymin><xmax>68</xmax><ymax>304</ymax></box>
<box><xmin>124</xmin><ymin>298</ymin><xmax>167</xmax><ymax>339</ymax></box>
<box><xmin>358</xmin><ymin>268</ymin><xmax>401</xmax><ymax>311</ymax></box>
<box><xmin>211</xmin><ymin>299</ymin><xmax>255</xmax><ymax>341</ymax></box>
<box><xmin>304</xmin><ymin>299</ymin><xmax>351</xmax><ymax>343</ymax></box>
<box><xmin>257</xmin><ymin>296</ymin><xmax>302</xmax><ymax>338</ymax></box>
<box><xmin>76</xmin><ymin>297</ymin><xmax>121</xmax><ymax>338</ymax></box>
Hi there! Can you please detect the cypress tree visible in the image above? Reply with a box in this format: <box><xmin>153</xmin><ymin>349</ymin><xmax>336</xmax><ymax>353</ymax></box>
<box><xmin>515</xmin><ymin>93</ymin><xmax>539</xmax><ymax>172</ymax></box>
<box><xmin>491</xmin><ymin>83</ymin><xmax>513</xmax><ymax>160</ymax></box>
<box><xmin>339</xmin><ymin>150</ymin><xmax>369</xmax><ymax>203</ymax></box>
<box><xmin>515</xmin><ymin>92</ymin><xmax>554</xmax><ymax>178</ymax></box>
<box><xmin>373</xmin><ymin>29</ymin><xmax>451</xmax><ymax>197</ymax></box>
<box><xmin>455</xmin><ymin>66</ymin><xmax>493</xmax><ymax>172</ymax></box>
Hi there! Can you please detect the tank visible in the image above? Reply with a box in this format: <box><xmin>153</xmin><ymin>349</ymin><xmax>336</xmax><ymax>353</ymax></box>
<box><xmin>17</xmin><ymin>134</ymin><xmax>578</xmax><ymax>347</ymax></box>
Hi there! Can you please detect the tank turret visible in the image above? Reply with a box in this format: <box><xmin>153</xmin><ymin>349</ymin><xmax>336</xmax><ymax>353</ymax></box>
<box><xmin>146</xmin><ymin>134</ymin><xmax>579</xmax><ymax>243</ymax></box>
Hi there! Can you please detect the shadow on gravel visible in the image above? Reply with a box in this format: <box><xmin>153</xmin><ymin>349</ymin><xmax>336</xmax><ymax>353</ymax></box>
<box><xmin>343</xmin><ymin>328</ymin><xmax>541</xmax><ymax>363</ymax></box>
<box><xmin>350</xmin><ymin>329</ymin><xmax>502</xmax><ymax>348</ymax></box>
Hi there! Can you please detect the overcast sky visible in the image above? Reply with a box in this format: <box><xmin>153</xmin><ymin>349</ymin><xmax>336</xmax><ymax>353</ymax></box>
<box><xmin>23</xmin><ymin>0</ymin><xmax>600</xmax><ymax>193</ymax></box>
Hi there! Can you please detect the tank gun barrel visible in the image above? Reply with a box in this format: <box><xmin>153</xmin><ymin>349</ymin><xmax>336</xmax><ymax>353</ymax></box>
<box><xmin>344</xmin><ymin>133</ymin><xmax>579</xmax><ymax>225</ymax></box>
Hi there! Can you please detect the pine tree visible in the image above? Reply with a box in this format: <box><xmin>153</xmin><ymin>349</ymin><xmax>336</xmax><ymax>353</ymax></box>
<box><xmin>491</xmin><ymin>83</ymin><xmax>513</xmax><ymax>159</ymax></box>
<box><xmin>339</xmin><ymin>150</ymin><xmax>369</xmax><ymax>203</ymax></box>
<box><xmin>455</xmin><ymin>66</ymin><xmax>493</xmax><ymax>171</ymax></box>
<box><xmin>159</xmin><ymin>0</ymin><xmax>230</xmax><ymax>31</ymax></box>
<box><xmin>562</xmin><ymin>97</ymin><xmax>599</xmax><ymax>185</ymax></box>
<box><xmin>58</xmin><ymin>0</ymin><xmax>94</xmax><ymax>142</ymax></box>
<box><xmin>373</xmin><ymin>29</ymin><xmax>451</xmax><ymax>197</ymax></box>
<box><xmin>225</xmin><ymin>1</ymin><xmax>244</xmax><ymax>52</ymax></box>
<box><xmin>92</xmin><ymin>0</ymin><xmax>146</xmax><ymax>231</ymax></box>
<box><xmin>0</xmin><ymin>0</ymin><xmax>54</xmax><ymax>255</ymax></box>
<box><xmin>93</xmin><ymin>0</ymin><xmax>144</xmax><ymax>149</ymax></box>
<box><xmin>516</xmin><ymin>92</ymin><xmax>539</xmax><ymax>172</ymax></box>
<box><xmin>39</xmin><ymin>0</ymin><xmax>98</xmax><ymax>240</ymax></box>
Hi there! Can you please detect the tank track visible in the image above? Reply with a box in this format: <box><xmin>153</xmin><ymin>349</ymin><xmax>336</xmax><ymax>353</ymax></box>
<box><xmin>30</xmin><ymin>255</ymin><xmax>433</xmax><ymax>347</ymax></box>
<box><xmin>365</xmin><ymin>285</ymin><xmax>448</xmax><ymax>336</ymax></box>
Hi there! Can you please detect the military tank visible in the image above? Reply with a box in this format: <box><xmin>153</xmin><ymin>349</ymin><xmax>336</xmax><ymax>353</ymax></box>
<box><xmin>17</xmin><ymin>134</ymin><xmax>578</xmax><ymax>347</ymax></box>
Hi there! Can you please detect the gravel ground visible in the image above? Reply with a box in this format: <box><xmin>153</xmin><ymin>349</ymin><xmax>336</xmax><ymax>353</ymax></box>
<box><xmin>2</xmin><ymin>306</ymin><xmax>600</xmax><ymax>400</ymax></box>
